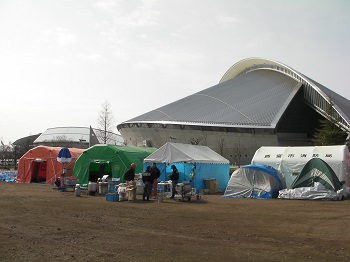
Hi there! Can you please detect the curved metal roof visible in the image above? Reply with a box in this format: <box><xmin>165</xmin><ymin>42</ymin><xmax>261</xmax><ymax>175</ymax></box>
<box><xmin>120</xmin><ymin>58</ymin><xmax>350</xmax><ymax>133</ymax></box>
<box><xmin>34</xmin><ymin>127</ymin><xmax>124</xmax><ymax>145</ymax></box>
<box><xmin>220</xmin><ymin>58</ymin><xmax>350</xmax><ymax>132</ymax></box>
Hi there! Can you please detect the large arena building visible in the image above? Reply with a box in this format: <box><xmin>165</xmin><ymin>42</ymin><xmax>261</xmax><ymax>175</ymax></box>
<box><xmin>117</xmin><ymin>58</ymin><xmax>350</xmax><ymax>165</ymax></box>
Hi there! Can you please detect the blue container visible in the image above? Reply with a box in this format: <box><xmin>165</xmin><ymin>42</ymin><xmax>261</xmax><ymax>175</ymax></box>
<box><xmin>109</xmin><ymin>183</ymin><xmax>115</xmax><ymax>193</ymax></box>
<box><xmin>109</xmin><ymin>183</ymin><xmax>120</xmax><ymax>193</ymax></box>
<box><xmin>106</xmin><ymin>193</ymin><xmax>119</xmax><ymax>202</ymax></box>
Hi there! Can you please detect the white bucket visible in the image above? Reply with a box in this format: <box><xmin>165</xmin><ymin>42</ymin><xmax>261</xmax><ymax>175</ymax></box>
<box><xmin>75</xmin><ymin>185</ymin><xmax>81</xmax><ymax>197</ymax></box>
<box><xmin>88</xmin><ymin>182</ymin><xmax>98</xmax><ymax>195</ymax></box>
<box><xmin>157</xmin><ymin>193</ymin><xmax>163</xmax><ymax>203</ymax></box>
<box><xmin>98</xmin><ymin>182</ymin><xmax>108</xmax><ymax>195</ymax></box>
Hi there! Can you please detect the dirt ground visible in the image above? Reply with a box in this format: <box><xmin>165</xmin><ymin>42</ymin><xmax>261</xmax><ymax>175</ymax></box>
<box><xmin>1</xmin><ymin>182</ymin><xmax>350</xmax><ymax>262</ymax></box>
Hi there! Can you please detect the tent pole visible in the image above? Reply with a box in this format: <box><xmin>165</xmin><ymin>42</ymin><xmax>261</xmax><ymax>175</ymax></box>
<box><xmin>184</xmin><ymin>162</ymin><xmax>186</xmax><ymax>182</ymax></box>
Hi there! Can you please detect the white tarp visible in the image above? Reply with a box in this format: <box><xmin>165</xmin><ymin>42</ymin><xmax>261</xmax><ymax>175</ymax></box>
<box><xmin>144</xmin><ymin>142</ymin><xmax>229</xmax><ymax>164</ymax></box>
<box><xmin>278</xmin><ymin>182</ymin><xmax>344</xmax><ymax>200</ymax></box>
<box><xmin>251</xmin><ymin>145</ymin><xmax>349</xmax><ymax>188</ymax></box>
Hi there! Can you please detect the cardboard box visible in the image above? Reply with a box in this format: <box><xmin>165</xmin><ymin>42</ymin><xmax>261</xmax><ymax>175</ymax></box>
<box><xmin>204</xmin><ymin>178</ymin><xmax>216</xmax><ymax>193</ymax></box>
<box><xmin>127</xmin><ymin>188</ymin><xmax>137</xmax><ymax>201</ymax></box>
<box><xmin>214</xmin><ymin>182</ymin><xmax>219</xmax><ymax>193</ymax></box>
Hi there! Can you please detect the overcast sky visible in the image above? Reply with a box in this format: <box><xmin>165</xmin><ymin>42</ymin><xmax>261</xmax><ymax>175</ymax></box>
<box><xmin>1</xmin><ymin>0</ymin><xmax>349</xmax><ymax>144</ymax></box>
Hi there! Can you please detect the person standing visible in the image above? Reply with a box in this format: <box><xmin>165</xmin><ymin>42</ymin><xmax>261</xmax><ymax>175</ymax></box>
<box><xmin>124</xmin><ymin>163</ymin><xmax>136</xmax><ymax>183</ymax></box>
<box><xmin>150</xmin><ymin>162</ymin><xmax>161</xmax><ymax>198</ymax></box>
<box><xmin>142</xmin><ymin>166</ymin><xmax>153</xmax><ymax>201</ymax></box>
<box><xmin>168</xmin><ymin>165</ymin><xmax>179</xmax><ymax>199</ymax></box>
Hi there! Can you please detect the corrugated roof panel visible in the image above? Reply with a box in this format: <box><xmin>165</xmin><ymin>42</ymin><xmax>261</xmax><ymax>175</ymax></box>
<box><xmin>127</xmin><ymin>70</ymin><xmax>301</xmax><ymax>128</ymax></box>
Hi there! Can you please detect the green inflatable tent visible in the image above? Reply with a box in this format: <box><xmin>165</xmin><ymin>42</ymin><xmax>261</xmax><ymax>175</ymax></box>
<box><xmin>72</xmin><ymin>144</ymin><xmax>157</xmax><ymax>184</ymax></box>
<box><xmin>291</xmin><ymin>158</ymin><xmax>343</xmax><ymax>191</ymax></box>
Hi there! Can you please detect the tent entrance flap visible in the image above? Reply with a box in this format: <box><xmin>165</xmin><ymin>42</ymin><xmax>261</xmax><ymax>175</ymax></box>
<box><xmin>88</xmin><ymin>161</ymin><xmax>112</xmax><ymax>182</ymax></box>
<box><xmin>30</xmin><ymin>160</ymin><xmax>47</xmax><ymax>183</ymax></box>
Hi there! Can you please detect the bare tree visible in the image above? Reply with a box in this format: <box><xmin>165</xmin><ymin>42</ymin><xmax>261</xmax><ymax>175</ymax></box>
<box><xmin>52</xmin><ymin>135</ymin><xmax>72</xmax><ymax>142</ymax></box>
<box><xmin>124</xmin><ymin>138</ymin><xmax>137</xmax><ymax>146</ymax></box>
<box><xmin>47</xmin><ymin>135</ymin><xmax>74</xmax><ymax>148</ymax></box>
<box><xmin>232</xmin><ymin>138</ymin><xmax>242</xmax><ymax>167</ymax></box>
<box><xmin>0</xmin><ymin>140</ymin><xmax>12</xmax><ymax>169</ymax></box>
<box><xmin>201</xmin><ymin>133</ymin><xmax>208</xmax><ymax>146</ymax></box>
<box><xmin>216</xmin><ymin>137</ymin><xmax>225</xmax><ymax>156</ymax></box>
<box><xmin>189</xmin><ymin>136</ymin><xmax>203</xmax><ymax>145</ymax></box>
<box><xmin>97</xmin><ymin>101</ymin><xmax>114</xmax><ymax>144</ymax></box>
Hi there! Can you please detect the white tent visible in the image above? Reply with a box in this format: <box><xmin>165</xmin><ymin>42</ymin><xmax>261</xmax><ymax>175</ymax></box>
<box><xmin>144</xmin><ymin>142</ymin><xmax>229</xmax><ymax>164</ymax></box>
<box><xmin>251</xmin><ymin>145</ymin><xmax>349</xmax><ymax>188</ymax></box>
<box><xmin>144</xmin><ymin>143</ymin><xmax>230</xmax><ymax>191</ymax></box>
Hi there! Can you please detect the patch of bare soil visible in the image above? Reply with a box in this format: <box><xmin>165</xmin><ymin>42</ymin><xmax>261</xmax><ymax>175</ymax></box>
<box><xmin>0</xmin><ymin>182</ymin><xmax>350</xmax><ymax>261</ymax></box>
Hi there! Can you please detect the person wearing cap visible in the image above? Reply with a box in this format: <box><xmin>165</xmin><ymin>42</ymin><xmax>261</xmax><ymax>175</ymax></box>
<box><xmin>168</xmin><ymin>165</ymin><xmax>179</xmax><ymax>199</ymax></box>
<box><xmin>142</xmin><ymin>165</ymin><xmax>154</xmax><ymax>201</ymax></box>
<box><xmin>124</xmin><ymin>163</ymin><xmax>136</xmax><ymax>183</ymax></box>
<box><xmin>150</xmin><ymin>162</ymin><xmax>160</xmax><ymax>198</ymax></box>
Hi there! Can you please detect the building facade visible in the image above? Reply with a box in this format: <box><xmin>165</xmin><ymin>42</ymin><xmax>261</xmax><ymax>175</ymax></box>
<box><xmin>117</xmin><ymin>58</ymin><xmax>350</xmax><ymax>165</ymax></box>
<box><xmin>33</xmin><ymin>126</ymin><xmax>124</xmax><ymax>149</ymax></box>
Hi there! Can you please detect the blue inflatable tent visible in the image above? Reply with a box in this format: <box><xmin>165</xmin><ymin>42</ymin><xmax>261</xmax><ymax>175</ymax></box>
<box><xmin>224</xmin><ymin>164</ymin><xmax>286</xmax><ymax>199</ymax></box>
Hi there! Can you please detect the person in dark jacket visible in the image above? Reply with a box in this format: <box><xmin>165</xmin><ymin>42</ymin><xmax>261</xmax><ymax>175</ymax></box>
<box><xmin>150</xmin><ymin>162</ymin><xmax>161</xmax><ymax>197</ymax></box>
<box><xmin>142</xmin><ymin>166</ymin><xmax>154</xmax><ymax>201</ymax></box>
<box><xmin>168</xmin><ymin>165</ymin><xmax>179</xmax><ymax>199</ymax></box>
<box><xmin>124</xmin><ymin>163</ymin><xmax>136</xmax><ymax>183</ymax></box>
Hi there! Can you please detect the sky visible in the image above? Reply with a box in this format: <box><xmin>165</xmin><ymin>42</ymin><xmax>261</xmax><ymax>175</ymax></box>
<box><xmin>1</xmin><ymin>0</ymin><xmax>349</xmax><ymax>145</ymax></box>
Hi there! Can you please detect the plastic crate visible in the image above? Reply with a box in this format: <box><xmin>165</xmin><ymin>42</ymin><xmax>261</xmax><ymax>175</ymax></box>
<box><xmin>106</xmin><ymin>193</ymin><xmax>119</xmax><ymax>202</ymax></box>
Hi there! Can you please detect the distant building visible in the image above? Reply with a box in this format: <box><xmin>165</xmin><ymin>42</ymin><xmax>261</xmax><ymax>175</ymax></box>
<box><xmin>117</xmin><ymin>57</ymin><xmax>350</xmax><ymax>165</ymax></box>
<box><xmin>33</xmin><ymin>126</ymin><xmax>124</xmax><ymax>149</ymax></box>
<box><xmin>13</xmin><ymin>134</ymin><xmax>41</xmax><ymax>151</ymax></box>
<box><xmin>12</xmin><ymin>134</ymin><xmax>41</xmax><ymax>164</ymax></box>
